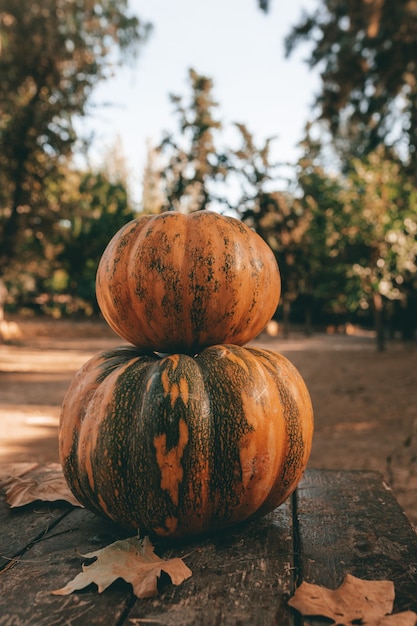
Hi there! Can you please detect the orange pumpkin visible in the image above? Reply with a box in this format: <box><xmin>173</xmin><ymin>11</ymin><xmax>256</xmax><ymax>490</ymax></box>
<box><xmin>59</xmin><ymin>344</ymin><xmax>313</xmax><ymax>539</ymax></box>
<box><xmin>96</xmin><ymin>210</ymin><xmax>280</xmax><ymax>354</ymax></box>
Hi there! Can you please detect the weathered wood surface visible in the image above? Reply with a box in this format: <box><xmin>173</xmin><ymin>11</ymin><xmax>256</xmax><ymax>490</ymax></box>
<box><xmin>1</xmin><ymin>467</ymin><xmax>417</xmax><ymax>625</ymax></box>
<box><xmin>295</xmin><ymin>469</ymin><xmax>417</xmax><ymax>623</ymax></box>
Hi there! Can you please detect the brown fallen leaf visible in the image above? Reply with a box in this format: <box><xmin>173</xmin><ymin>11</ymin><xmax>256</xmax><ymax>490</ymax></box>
<box><xmin>288</xmin><ymin>574</ymin><xmax>417</xmax><ymax>625</ymax></box>
<box><xmin>5</xmin><ymin>463</ymin><xmax>82</xmax><ymax>508</ymax></box>
<box><xmin>380</xmin><ymin>615</ymin><xmax>417</xmax><ymax>626</ymax></box>
<box><xmin>51</xmin><ymin>536</ymin><xmax>192</xmax><ymax>599</ymax></box>
<box><xmin>0</xmin><ymin>462</ymin><xmax>39</xmax><ymax>489</ymax></box>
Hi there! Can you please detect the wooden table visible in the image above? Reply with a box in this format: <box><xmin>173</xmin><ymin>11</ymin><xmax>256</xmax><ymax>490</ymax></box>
<box><xmin>1</xmin><ymin>468</ymin><xmax>417</xmax><ymax>625</ymax></box>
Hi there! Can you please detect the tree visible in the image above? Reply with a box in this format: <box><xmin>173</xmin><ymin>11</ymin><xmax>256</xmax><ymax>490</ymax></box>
<box><xmin>0</xmin><ymin>0</ymin><xmax>150</xmax><ymax>274</ymax></box>
<box><xmin>231</xmin><ymin>122</ymin><xmax>279</xmax><ymax>208</ymax></box>
<box><xmin>230</xmin><ymin>124</ymin><xmax>311</xmax><ymax>334</ymax></box>
<box><xmin>290</xmin><ymin>130</ymin><xmax>353</xmax><ymax>333</ymax></box>
<box><xmin>285</xmin><ymin>0</ymin><xmax>417</xmax><ymax>176</ymax></box>
<box><xmin>157</xmin><ymin>68</ymin><xmax>229</xmax><ymax>213</ymax></box>
<box><xmin>293</xmin><ymin>131</ymin><xmax>417</xmax><ymax>348</ymax></box>
<box><xmin>342</xmin><ymin>150</ymin><xmax>417</xmax><ymax>348</ymax></box>
<box><xmin>6</xmin><ymin>164</ymin><xmax>136</xmax><ymax>317</ymax></box>
<box><xmin>141</xmin><ymin>141</ymin><xmax>166</xmax><ymax>214</ymax></box>
<box><xmin>54</xmin><ymin>168</ymin><xmax>136</xmax><ymax>314</ymax></box>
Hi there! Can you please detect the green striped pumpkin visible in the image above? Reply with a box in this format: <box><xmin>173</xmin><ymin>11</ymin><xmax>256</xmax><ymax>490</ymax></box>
<box><xmin>95</xmin><ymin>210</ymin><xmax>280</xmax><ymax>355</ymax></box>
<box><xmin>59</xmin><ymin>344</ymin><xmax>314</xmax><ymax>538</ymax></box>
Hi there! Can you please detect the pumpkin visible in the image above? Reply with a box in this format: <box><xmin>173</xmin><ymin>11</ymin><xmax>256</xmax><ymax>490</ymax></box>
<box><xmin>59</xmin><ymin>343</ymin><xmax>313</xmax><ymax>539</ymax></box>
<box><xmin>95</xmin><ymin>210</ymin><xmax>280</xmax><ymax>354</ymax></box>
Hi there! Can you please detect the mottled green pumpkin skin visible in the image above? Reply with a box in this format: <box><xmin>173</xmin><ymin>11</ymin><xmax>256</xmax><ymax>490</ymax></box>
<box><xmin>95</xmin><ymin>210</ymin><xmax>281</xmax><ymax>354</ymax></box>
<box><xmin>59</xmin><ymin>344</ymin><xmax>313</xmax><ymax>539</ymax></box>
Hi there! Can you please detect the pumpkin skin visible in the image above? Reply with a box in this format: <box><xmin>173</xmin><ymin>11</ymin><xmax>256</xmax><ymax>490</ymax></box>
<box><xmin>59</xmin><ymin>344</ymin><xmax>313</xmax><ymax>539</ymax></box>
<box><xmin>95</xmin><ymin>211</ymin><xmax>280</xmax><ymax>354</ymax></box>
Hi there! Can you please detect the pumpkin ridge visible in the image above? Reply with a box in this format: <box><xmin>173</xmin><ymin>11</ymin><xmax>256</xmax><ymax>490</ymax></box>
<box><xmin>247</xmin><ymin>347</ymin><xmax>314</xmax><ymax>515</ymax></box>
<box><xmin>60</xmin><ymin>344</ymin><xmax>313</xmax><ymax>538</ymax></box>
<box><xmin>83</xmin><ymin>356</ymin><xmax>150</xmax><ymax>522</ymax></box>
<box><xmin>95</xmin><ymin>210</ymin><xmax>281</xmax><ymax>353</ymax></box>
<box><xmin>196</xmin><ymin>346</ymin><xmax>257</xmax><ymax>522</ymax></box>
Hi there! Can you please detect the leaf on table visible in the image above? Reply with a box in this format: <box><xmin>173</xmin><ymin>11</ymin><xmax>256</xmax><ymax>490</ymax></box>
<box><xmin>0</xmin><ymin>462</ymin><xmax>39</xmax><ymax>489</ymax></box>
<box><xmin>381</xmin><ymin>614</ymin><xmax>417</xmax><ymax>626</ymax></box>
<box><xmin>51</xmin><ymin>536</ymin><xmax>192</xmax><ymax>599</ymax></box>
<box><xmin>5</xmin><ymin>462</ymin><xmax>82</xmax><ymax>508</ymax></box>
<box><xmin>288</xmin><ymin>574</ymin><xmax>417</xmax><ymax>625</ymax></box>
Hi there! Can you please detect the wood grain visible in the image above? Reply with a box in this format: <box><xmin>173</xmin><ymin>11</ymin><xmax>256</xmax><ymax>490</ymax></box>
<box><xmin>2</xmin><ymin>467</ymin><xmax>417</xmax><ymax>625</ymax></box>
<box><xmin>295</xmin><ymin>469</ymin><xmax>417</xmax><ymax>618</ymax></box>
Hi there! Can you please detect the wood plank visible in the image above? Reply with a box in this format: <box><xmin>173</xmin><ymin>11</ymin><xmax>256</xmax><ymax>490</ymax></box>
<box><xmin>0</xmin><ymin>463</ymin><xmax>75</xmax><ymax>565</ymax></box>
<box><xmin>128</xmin><ymin>501</ymin><xmax>295</xmax><ymax>626</ymax></box>
<box><xmin>7</xmin><ymin>467</ymin><xmax>415</xmax><ymax>624</ymax></box>
<box><xmin>295</xmin><ymin>469</ymin><xmax>417</xmax><ymax>616</ymax></box>
<box><xmin>0</xmin><ymin>506</ymin><xmax>135</xmax><ymax>625</ymax></box>
<box><xmin>0</xmin><ymin>491</ymin><xmax>295</xmax><ymax>625</ymax></box>
<box><xmin>0</xmin><ymin>493</ymin><xmax>72</xmax><ymax>566</ymax></box>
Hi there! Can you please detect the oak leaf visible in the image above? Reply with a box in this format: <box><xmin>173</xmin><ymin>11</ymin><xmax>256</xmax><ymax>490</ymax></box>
<box><xmin>288</xmin><ymin>574</ymin><xmax>417</xmax><ymax>625</ymax></box>
<box><xmin>0</xmin><ymin>462</ymin><xmax>39</xmax><ymax>489</ymax></box>
<box><xmin>51</xmin><ymin>536</ymin><xmax>192</xmax><ymax>599</ymax></box>
<box><xmin>5</xmin><ymin>463</ymin><xmax>82</xmax><ymax>508</ymax></box>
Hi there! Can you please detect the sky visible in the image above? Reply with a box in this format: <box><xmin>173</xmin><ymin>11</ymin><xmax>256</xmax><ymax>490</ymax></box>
<box><xmin>83</xmin><ymin>0</ymin><xmax>319</xmax><ymax>203</ymax></box>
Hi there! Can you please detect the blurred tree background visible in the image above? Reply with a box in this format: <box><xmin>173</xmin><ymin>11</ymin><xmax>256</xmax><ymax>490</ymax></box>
<box><xmin>1</xmin><ymin>0</ymin><xmax>416</xmax><ymax>348</ymax></box>
<box><xmin>0</xmin><ymin>0</ymin><xmax>149</xmax><ymax>317</ymax></box>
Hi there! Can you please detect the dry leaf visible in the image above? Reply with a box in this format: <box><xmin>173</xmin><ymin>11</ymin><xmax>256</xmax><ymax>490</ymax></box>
<box><xmin>5</xmin><ymin>463</ymin><xmax>82</xmax><ymax>508</ymax></box>
<box><xmin>51</xmin><ymin>536</ymin><xmax>192</xmax><ymax>599</ymax></box>
<box><xmin>380</xmin><ymin>614</ymin><xmax>417</xmax><ymax>626</ymax></box>
<box><xmin>0</xmin><ymin>462</ymin><xmax>39</xmax><ymax>489</ymax></box>
<box><xmin>288</xmin><ymin>574</ymin><xmax>417</xmax><ymax>625</ymax></box>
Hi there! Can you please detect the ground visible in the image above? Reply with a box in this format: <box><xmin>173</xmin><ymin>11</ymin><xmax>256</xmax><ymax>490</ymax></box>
<box><xmin>1</xmin><ymin>318</ymin><xmax>416</xmax><ymax>524</ymax></box>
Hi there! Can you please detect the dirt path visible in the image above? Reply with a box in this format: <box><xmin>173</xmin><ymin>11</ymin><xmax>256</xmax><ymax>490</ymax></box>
<box><xmin>1</xmin><ymin>319</ymin><xmax>416</xmax><ymax>523</ymax></box>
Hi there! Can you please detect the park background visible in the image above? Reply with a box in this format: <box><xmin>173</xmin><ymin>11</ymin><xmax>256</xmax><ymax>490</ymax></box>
<box><xmin>0</xmin><ymin>1</ymin><xmax>416</xmax><ymax>522</ymax></box>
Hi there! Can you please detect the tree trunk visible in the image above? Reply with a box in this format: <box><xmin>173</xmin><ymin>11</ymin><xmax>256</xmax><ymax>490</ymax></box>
<box><xmin>372</xmin><ymin>291</ymin><xmax>385</xmax><ymax>351</ymax></box>
<box><xmin>0</xmin><ymin>278</ymin><xmax>7</xmax><ymax>344</ymax></box>
<box><xmin>282</xmin><ymin>297</ymin><xmax>291</xmax><ymax>339</ymax></box>
<box><xmin>304</xmin><ymin>295</ymin><xmax>313</xmax><ymax>337</ymax></box>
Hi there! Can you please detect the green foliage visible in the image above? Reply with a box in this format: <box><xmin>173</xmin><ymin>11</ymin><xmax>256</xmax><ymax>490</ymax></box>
<box><xmin>343</xmin><ymin>151</ymin><xmax>417</xmax><ymax>343</ymax></box>
<box><xmin>292</xmin><ymin>137</ymin><xmax>351</xmax><ymax>316</ymax></box>
<box><xmin>157</xmin><ymin>69</ymin><xmax>229</xmax><ymax>213</ymax></box>
<box><xmin>293</xmin><ymin>132</ymin><xmax>417</xmax><ymax>340</ymax></box>
<box><xmin>2</xmin><ymin>0</ymin><xmax>413</xmax><ymax>341</ymax></box>
<box><xmin>230</xmin><ymin>123</ymin><xmax>311</xmax><ymax>317</ymax></box>
<box><xmin>0</xmin><ymin>0</ymin><xmax>150</xmax><ymax>271</ymax></box>
<box><xmin>273</xmin><ymin>0</ymin><xmax>417</xmax><ymax>340</ymax></box>
<box><xmin>285</xmin><ymin>0</ymin><xmax>417</xmax><ymax>175</ymax></box>
<box><xmin>55</xmin><ymin>169</ymin><xmax>136</xmax><ymax>311</ymax></box>
<box><xmin>154</xmin><ymin>66</ymin><xmax>417</xmax><ymax>339</ymax></box>
<box><xmin>6</xmin><ymin>165</ymin><xmax>135</xmax><ymax>317</ymax></box>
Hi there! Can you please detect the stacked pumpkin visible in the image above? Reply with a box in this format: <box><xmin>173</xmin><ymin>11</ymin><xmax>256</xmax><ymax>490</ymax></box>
<box><xmin>59</xmin><ymin>211</ymin><xmax>314</xmax><ymax>539</ymax></box>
